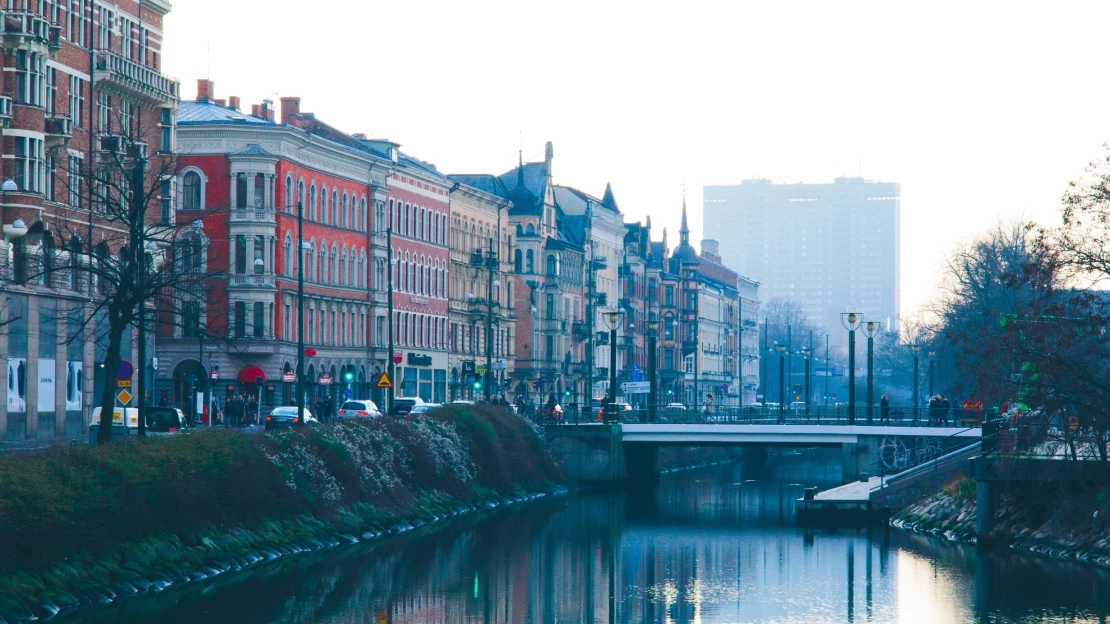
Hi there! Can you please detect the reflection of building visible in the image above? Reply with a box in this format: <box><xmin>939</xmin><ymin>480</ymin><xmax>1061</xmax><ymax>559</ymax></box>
<box><xmin>447</xmin><ymin>183</ymin><xmax>514</xmax><ymax>400</ymax></box>
<box><xmin>0</xmin><ymin>0</ymin><xmax>179</xmax><ymax>437</ymax></box>
<box><xmin>162</xmin><ymin>81</ymin><xmax>385</xmax><ymax>416</ymax></box>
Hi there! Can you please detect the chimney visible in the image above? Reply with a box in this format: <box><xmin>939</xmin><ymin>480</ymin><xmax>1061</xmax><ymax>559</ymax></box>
<box><xmin>544</xmin><ymin>141</ymin><xmax>554</xmax><ymax>176</ymax></box>
<box><xmin>700</xmin><ymin>239</ymin><xmax>721</xmax><ymax>263</ymax></box>
<box><xmin>214</xmin><ymin>98</ymin><xmax>226</xmax><ymax>107</ymax></box>
<box><xmin>196</xmin><ymin>78</ymin><xmax>214</xmax><ymax>102</ymax></box>
<box><xmin>228</xmin><ymin>95</ymin><xmax>240</xmax><ymax>111</ymax></box>
<box><xmin>352</xmin><ymin>132</ymin><xmax>367</xmax><ymax>139</ymax></box>
<box><xmin>262</xmin><ymin>99</ymin><xmax>274</xmax><ymax>121</ymax></box>
<box><xmin>280</xmin><ymin>97</ymin><xmax>301</xmax><ymax>125</ymax></box>
<box><xmin>251</xmin><ymin>104</ymin><xmax>261</xmax><ymax>117</ymax></box>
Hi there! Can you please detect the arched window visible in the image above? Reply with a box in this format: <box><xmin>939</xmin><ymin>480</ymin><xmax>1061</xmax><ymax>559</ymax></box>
<box><xmin>361</xmin><ymin>198</ymin><xmax>368</xmax><ymax>232</ymax></box>
<box><xmin>331</xmin><ymin>244</ymin><xmax>339</xmax><ymax>284</ymax></box>
<box><xmin>182</xmin><ymin>171</ymin><xmax>201</xmax><ymax>210</ymax></box>
<box><xmin>297</xmin><ymin>179</ymin><xmax>305</xmax><ymax>212</ymax></box>
<box><xmin>525</xmin><ymin>250</ymin><xmax>534</xmax><ymax>273</ymax></box>
<box><xmin>283</xmin><ymin>234</ymin><xmax>292</xmax><ymax>277</ymax></box>
<box><xmin>341</xmin><ymin>192</ymin><xmax>348</xmax><ymax>228</ymax></box>
<box><xmin>516</xmin><ymin>224</ymin><xmax>523</xmax><ymax>236</ymax></box>
<box><xmin>525</xmin><ymin>223</ymin><xmax>535</xmax><ymax>235</ymax></box>
<box><xmin>309</xmin><ymin>183</ymin><xmax>317</xmax><ymax>222</ymax></box>
<box><xmin>514</xmin><ymin>249</ymin><xmax>522</xmax><ymax>273</ymax></box>
<box><xmin>284</xmin><ymin>176</ymin><xmax>293</xmax><ymax>212</ymax></box>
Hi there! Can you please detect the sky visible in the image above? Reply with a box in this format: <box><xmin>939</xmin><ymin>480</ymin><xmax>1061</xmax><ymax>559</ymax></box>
<box><xmin>162</xmin><ymin>1</ymin><xmax>1110</xmax><ymax>319</ymax></box>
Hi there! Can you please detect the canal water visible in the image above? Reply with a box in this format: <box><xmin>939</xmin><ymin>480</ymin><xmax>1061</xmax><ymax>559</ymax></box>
<box><xmin>59</xmin><ymin>450</ymin><xmax>1110</xmax><ymax>623</ymax></box>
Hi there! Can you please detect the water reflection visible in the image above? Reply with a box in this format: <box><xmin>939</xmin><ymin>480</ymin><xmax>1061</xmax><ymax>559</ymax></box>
<box><xmin>61</xmin><ymin>450</ymin><xmax>1110</xmax><ymax>624</ymax></box>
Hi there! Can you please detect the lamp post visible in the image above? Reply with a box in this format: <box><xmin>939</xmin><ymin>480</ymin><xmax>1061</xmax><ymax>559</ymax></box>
<box><xmin>776</xmin><ymin>343</ymin><xmax>786</xmax><ymax>423</ymax></box>
<box><xmin>386</xmin><ymin>229</ymin><xmax>396</xmax><ymax>415</ymax></box>
<box><xmin>910</xmin><ymin>344</ymin><xmax>921</xmax><ymax>424</ymax></box>
<box><xmin>864</xmin><ymin>321</ymin><xmax>880</xmax><ymax>425</ymax></box>
<box><xmin>801</xmin><ymin>346</ymin><xmax>811</xmax><ymax>417</ymax></box>
<box><xmin>648</xmin><ymin>319</ymin><xmax>659</xmax><ymax>423</ymax></box>
<box><xmin>929</xmin><ymin>350</ymin><xmax>936</xmax><ymax>396</ymax></box>
<box><xmin>602</xmin><ymin>310</ymin><xmax>622</xmax><ymax>424</ymax></box>
<box><xmin>296</xmin><ymin>200</ymin><xmax>306</xmax><ymax>425</ymax></box>
<box><xmin>840</xmin><ymin>312</ymin><xmax>863</xmax><ymax>425</ymax></box>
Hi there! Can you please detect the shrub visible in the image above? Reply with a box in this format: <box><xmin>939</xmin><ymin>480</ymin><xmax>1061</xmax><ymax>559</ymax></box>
<box><xmin>940</xmin><ymin>475</ymin><xmax>977</xmax><ymax>502</ymax></box>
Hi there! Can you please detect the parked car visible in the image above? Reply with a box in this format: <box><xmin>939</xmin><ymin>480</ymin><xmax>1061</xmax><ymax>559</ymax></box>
<box><xmin>450</xmin><ymin>400</ymin><xmax>476</xmax><ymax>406</ymax></box>
<box><xmin>265</xmin><ymin>406</ymin><xmax>317</xmax><ymax>429</ymax></box>
<box><xmin>664</xmin><ymin>402</ymin><xmax>688</xmax><ymax>411</ymax></box>
<box><xmin>409</xmin><ymin>403</ymin><xmax>442</xmax><ymax>416</ymax></box>
<box><xmin>337</xmin><ymin>400</ymin><xmax>382</xmax><ymax>419</ymax></box>
<box><xmin>391</xmin><ymin>397</ymin><xmax>424</xmax><ymax>417</ymax></box>
<box><xmin>89</xmin><ymin>406</ymin><xmax>188</xmax><ymax>442</ymax></box>
<box><xmin>145</xmin><ymin>406</ymin><xmax>189</xmax><ymax>433</ymax></box>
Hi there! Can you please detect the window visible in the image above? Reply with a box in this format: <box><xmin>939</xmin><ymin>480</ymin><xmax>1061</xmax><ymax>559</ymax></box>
<box><xmin>234</xmin><ymin>302</ymin><xmax>246</xmax><ymax>338</ymax></box>
<box><xmin>235</xmin><ymin>236</ymin><xmax>247</xmax><ymax>273</ymax></box>
<box><xmin>119</xmin><ymin>100</ymin><xmax>134</xmax><ymax>136</ymax></box>
<box><xmin>283</xmin><ymin>236</ymin><xmax>292</xmax><ymax>277</ymax></box>
<box><xmin>525</xmin><ymin>250</ymin><xmax>534</xmax><ymax>273</ymax></box>
<box><xmin>160</xmin><ymin>180</ymin><xmax>172</xmax><ymax>223</ymax></box>
<box><xmin>182</xmin><ymin>171</ymin><xmax>201</xmax><ymax>210</ymax></box>
<box><xmin>546</xmin><ymin>255</ymin><xmax>556</xmax><ymax>276</ymax></box>
<box><xmin>665</xmin><ymin>286</ymin><xmax>674</xmax><ymax>306</ymax></box>
<box><xmin>284</xmin><ymin>176</ymin><xmax>293</xmax><ymax>211</ymax></box>
<box><xmin>15</xmin><ymin>50</ymin><xmax>44</xmax><ymax>107</ymax></box>
<box><xmin>69</xmin><ymin>75</ymin><xmax>84</xmax><ymax>127</ymax></box>
<box><xmin>44</xmin><ymin>154</ymin><xmax>54</xmax><ymax>201</ymax></box>
<box><xmin>546</xmin><ymin>293</ymin><xmax>555</xmax><ymax>319</ymax></box>
<box><xmin>97</xmin><ymin>6</ymin><xmax>112</xmax><ymax>49</ymax></box>
<box><xmin>253</xmin><ymin>302</ymin><xmax>264</xmax><ymax>338</ymax></box>
<box><xmin>45</xmin><ymin>66</ymin><xmax>55</xmax><ymax>115</ymax></box>
<box><xmin>67</xmin><ymin>155</ymin><xmax>82</xmax><ymax>208</ymax></box>
<box><xmin>254</xmin><ymin>175</ymin><xmax>265</xmax><ymax>208</ymax></box>
<box><xmin>309</xmin><ymin>183</ymin><xmax>317</xmax><ymax>221</ymax></box>
<box><xmin>236</xmin><ymin>173</ymin><xmax>248</xmax><ymax>208</ymax></box>
<box><xmin>159</xmin><ymin>108</ymin><xmax>173</xmax><ymax>152</ymax></box>
<box><xmin>254</xmin><ymin>236</ymin><xmax>265</xmax><ymax>274</ymax></box>
<box><xmin>13</xmin><ymin>137</ymin><xmax>43</xmax><ymax>193</ymax></box>
<box><xmin>96</xmin><ymin>91</ymin><xmax>111</xmax><ymax>133</ymax></box>
<box><xmin>182</xmin><ymin>300</ymin><xmax>201</xmax><ymax>338</ymax></box>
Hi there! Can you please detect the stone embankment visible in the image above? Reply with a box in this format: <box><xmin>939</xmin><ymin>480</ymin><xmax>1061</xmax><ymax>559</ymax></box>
<box><xmin>893</xmin><ymin>477</ymin><xmax>1110</xmax><ymax>568</ymax></box>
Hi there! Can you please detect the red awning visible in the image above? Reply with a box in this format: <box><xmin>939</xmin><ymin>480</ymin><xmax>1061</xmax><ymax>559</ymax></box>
<box><xmin>238</xmin><ymin>365</ymin><xmax>266</xmax><ymax>383</ymax></box>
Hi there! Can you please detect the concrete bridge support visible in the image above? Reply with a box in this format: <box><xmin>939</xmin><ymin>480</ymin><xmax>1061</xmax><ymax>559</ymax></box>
<box><xmin>545</xmin><ymin>425</ymin><xmax>627</xmax><ymax>483</ymax></box>
<box><xmin>976</xmin><ymin>480</ymin><xmax>998</xmax><ymax>542</ymax></box>
<box><xmin>625</xmin><ymin>445</ymin><xmax>661</xmax><ymax>483</ymax></box>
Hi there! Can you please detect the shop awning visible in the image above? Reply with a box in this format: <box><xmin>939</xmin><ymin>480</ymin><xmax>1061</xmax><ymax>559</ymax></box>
<box><xmin>238</xmin><ymin>365</ymin><xmax>266</xmax><ymax>383</ymax></box>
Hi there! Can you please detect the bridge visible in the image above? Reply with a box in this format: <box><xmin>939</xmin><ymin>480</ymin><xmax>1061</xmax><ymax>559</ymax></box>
<box><xmin>545</xmin><ymin>422</ymin><xmax>982</xmax><ymax>484</ymax></box>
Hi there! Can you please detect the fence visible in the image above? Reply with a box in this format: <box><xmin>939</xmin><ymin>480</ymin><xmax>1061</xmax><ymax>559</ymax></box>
<box><xmin>538</xmin><ymin>404</ymin><xmax>994</xmax><ymax>428</ymax></box>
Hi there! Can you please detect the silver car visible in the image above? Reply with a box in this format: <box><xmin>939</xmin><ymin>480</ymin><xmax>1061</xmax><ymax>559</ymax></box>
<box><xmin>337</xmin><ymin>400</ymin><xmax>382</xmax><ymax>419</ymax></box>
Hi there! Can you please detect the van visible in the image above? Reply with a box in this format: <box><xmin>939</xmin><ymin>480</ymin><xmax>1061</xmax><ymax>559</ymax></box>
<box><xmin>89</xmin><ymin>406</ymin><xmax>189</xmax><ymax>442</ymax></box>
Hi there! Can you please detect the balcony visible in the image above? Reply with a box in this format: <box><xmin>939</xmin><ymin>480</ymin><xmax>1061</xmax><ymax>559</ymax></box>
<box><xmin>0</xmin><ymin>96</ymin><xmax>11</xmax><ymax>128</ymax></box>
<box><xmin>44</xmin><ymin>114</ymin><xmax>71</xmax><ymax>148</ymax></box>
<box><xmin>467</xmin><ymin>297</ymin><xmax>495</xmax><ymax>317</ymax></box>
<box><xmin>572</xmin><ymin>320</ymin><xmax>590</xmax><ymax>338</ymax></box>
<box><xmin>1</xmin><ymin>11</ymin><xmax>51</xmax><ymax>53</ymax></box>
<box><xmin>94</xmin><ymin>50</ymin><xmax>180</xmax><ymax>105</ymax></box>
<box><xmin>229</xmin><ymin>274</ymin><xmax>275</xmax><ymax>289</ymax></box>
<box><xmin>229</xmin><ymin>207</ymin><xmax>277</xmax><ymax>225</ymax></box>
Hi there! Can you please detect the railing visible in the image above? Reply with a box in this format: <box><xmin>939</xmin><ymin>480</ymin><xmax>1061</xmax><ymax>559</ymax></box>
<box><xmin>229</xmin><ymin>207</ymin><xmax>277</xmax><ymax>224</ymax></box>
<box><xmin>572</xmin><ymin>320</ymin><xmax>590</xmax><ymax>338</ymax></box>
<box><xmin>94</xmin><ymin>49</ymin><xmax>180</xmax><ymax>103</ymax></box>
<box><xmin>2</xmin><ymin>11</ymin><xmax>51</xmax><ymax>46</ymax></box>
<box><xmin>44</xmin><ymin>114</ymin><xmax>71</xmax><ymax>137</ymax></box>
<box><xmin>981</xmin><ymin>415</ymin><xmax>1110</xmax><ymax>461</ymax></box>
<box><xmin>229</xmin><ymin>274</ymin><xmax>275</xmax><ymax>288</ymax></box>
<box><xmin>0</xmin><ymin>95</ymin><xmax>12</xmax><ymax>122</ymax></box>
<box><xmin>541</xmin><ymin>404</ymin><xmax>992</xmax><ymax>428</ymax></box>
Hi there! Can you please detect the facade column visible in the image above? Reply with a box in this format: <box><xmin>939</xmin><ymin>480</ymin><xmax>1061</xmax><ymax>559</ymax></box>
<box><xmin>230</xmin><ymin>173</ymin><xmax>239</xmax><ymax>209</ymax></box>
<box><xmin>56</xmin><ymin>301</ymin><xmax>67</xmax><ymax>437</ymax></box>
<box><xmin>25</xmin><ymin>296</ymin><xmax>39</xmax><ymax>439</ymax></box>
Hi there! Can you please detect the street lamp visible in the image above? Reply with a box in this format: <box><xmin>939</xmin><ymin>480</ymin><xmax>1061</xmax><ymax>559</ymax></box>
<box><xmin>840</xmin><ymin>312</ymin><xmax>863</xmax><ymax>425</ymax></box>
<box><xmin>776</xmin><ymin>342</ymin><xmax>786</xmax><ymax>423</ymax></box>
<box><xmin>864</xmin><ymin>321</ymin><xmax>880</xmax><ymax>425</ymax></box>
<box><xmin>648</xmin><ymin>319</ymin><xmax>659</xmax><ymax>423</ymax></box>
<box><xmin>602</xmin><ymin>310</ymin><xmax>622</xmax><ymax>424</ymax></box>
<box><xmin>296</xmin><ymin>200</ymin><xmax>307</xmax><ymax>425</ymax></box>
<box><xmin>801</xmin><ymin>346</ymin><xmax>812</xmax><ymax>417</ymax></box>
<box><xmin>909</xmin><ymin>343</ymin><xmax>921</xmax><ymax>424</ymax></box>
<box><xmin>929</xmin><ymin>350</ymin><xmax>936</xmax><ymax>396</ymax></box>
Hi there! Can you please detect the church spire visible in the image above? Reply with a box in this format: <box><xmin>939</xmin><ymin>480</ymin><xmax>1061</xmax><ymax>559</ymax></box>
<box><xmin>679</xmin><ymin>194</ymin><xmax>689</xmax><ymax>244</ymax></box>
<box><xmin>516</xmin><ymin>149</ymin><xmax>525</xmax><ymax>189</ymax></box>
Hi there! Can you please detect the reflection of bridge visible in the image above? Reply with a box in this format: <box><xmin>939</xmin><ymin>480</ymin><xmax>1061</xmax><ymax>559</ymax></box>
<box><xmin>546</xmin><ymin>423</ymin><xmax>982</xmax><ymax>484</ymax></box>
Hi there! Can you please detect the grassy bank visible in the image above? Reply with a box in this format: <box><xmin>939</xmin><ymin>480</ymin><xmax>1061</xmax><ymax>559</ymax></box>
<box><xmin>894</xmin><ymin>475</ymin><xmax>1110</xmax><ymax>567</ymax></box>
<box><xmin>0</xmin><ymin>405</ymin><xmax>561</xmax><ymax>620</ymax></box>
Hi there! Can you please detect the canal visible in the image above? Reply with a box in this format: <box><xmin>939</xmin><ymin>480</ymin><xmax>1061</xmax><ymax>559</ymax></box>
<box><xmin>59</xmin><ymin>450</ymin><xmax>1110</xmax><ymax>623</ymax></box>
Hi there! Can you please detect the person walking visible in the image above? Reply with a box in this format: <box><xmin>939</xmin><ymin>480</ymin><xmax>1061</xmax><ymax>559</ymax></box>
<box><xmin>703</xmin><ymin>393</ymin><xmax>715</xmax><ymax>422</ymax></box>
<box><xmin>880</xmin><ymin>394</ymin><xmax>890</xmax><ymax>424</ymax></box>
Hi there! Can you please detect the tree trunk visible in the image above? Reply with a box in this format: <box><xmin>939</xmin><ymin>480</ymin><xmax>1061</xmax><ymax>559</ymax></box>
<box><xmin>95</xmin><ymin>313</ymin><xmax>126</xmax><ymax>445</ymax></box>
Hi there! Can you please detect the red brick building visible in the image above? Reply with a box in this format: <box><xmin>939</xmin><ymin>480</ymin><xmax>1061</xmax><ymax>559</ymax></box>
<box><xmin>0</xmin><ymin>0</ymin><xmax>178</xmax><ymax>439</ymax></box>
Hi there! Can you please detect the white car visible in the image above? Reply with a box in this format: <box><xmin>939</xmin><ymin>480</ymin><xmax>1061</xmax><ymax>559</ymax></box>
<box><xmin>337</xmin><ymin>400</ymin><xmax>382</xmax><ymax>419</ymax></box>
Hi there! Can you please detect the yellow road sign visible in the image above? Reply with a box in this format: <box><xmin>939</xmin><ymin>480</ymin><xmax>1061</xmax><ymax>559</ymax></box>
<box><xmin>376</xmin><ymin>371</ymin><xmax>392</xmax><ymax>389</ymax></box>
<box><xmin>117</xmin><ymin>389</ymin><xmax>133</xmax><ymax>405</ymax></box>
<box><xmin>117</xmin><ymin>380</ymin><xmax>131</xmax><ymax>388</ymax></box>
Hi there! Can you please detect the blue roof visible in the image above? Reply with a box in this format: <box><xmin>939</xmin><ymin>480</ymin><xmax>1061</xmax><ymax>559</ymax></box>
<box><xmin>178</xmin><ymin>101</ymin><xmax>273</xmax><ymax>126</ymax></box>
<box><xmin>230</xmin><ymin>144</ymin><xmax>275</xmax><ymax>157</ymax></box>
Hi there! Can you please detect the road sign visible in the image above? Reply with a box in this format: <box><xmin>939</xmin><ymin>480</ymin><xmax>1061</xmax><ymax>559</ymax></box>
<box><xmin>393</xmin><ymin>353</ymin><xmax>403</xmax><ymax>365</ymax></box>
<box><xmin>476</xmin><ymin>364</ymin><xmax>487</xmax><ymax>375</ymax></box>
<box><xmin>117</xmin><ymin>389</ymin><xmax>133</xmax><ymax>405</ymax></box>
<box><xmin>630</xmin><ymin>370</ymin><xmax>643</xmax><ymax>382</ymax></box>
<box><xmin>319</xmin><ymin>374</ymin><xmax>332</xmax><ymax>386</ymax></box>
<box><xmin>343</xmin><ymin>389</ymin><xmax>353</xmax><ymax>399</ymax></box>
<box><xmin>117</xmin><ymin>360</ymin><xmax>133</xmax><ymax>380</ymax></box>
<box><xmin>210</xmin><ymin>370</ymin><xmax>218</xmax><ymax>380</ymax></box>
<box><xmin>1069</xmin><ymin>415</ymin><xmax>1079</xmax><ymax>431</ymax></box>
<box><xmin>117</xmin><ymin>380</ymin><xmax>131</xmax><ymax>388</ymax></box>
<box><xmin>282</xmin><ymin>372</ymin><xmax>296</xmax><ymax>383</ymax></box>
<box><xmin>304</xmin><ymin>348</ymin><xmax>317</xmax><ymax>357</ymax></box>
<box><xmin>621</xmin><ymin>381</ymin><xmax>651</xmax><ymax>394</ymax></box>
<box><xmin>376</xmin><ymin>371</ymin><xmax>393</xmax><ymax>388</ymax></box>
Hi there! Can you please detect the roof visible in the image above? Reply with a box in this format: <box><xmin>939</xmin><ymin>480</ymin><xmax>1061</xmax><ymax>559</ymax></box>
<box><xmin>552</xmin><ymin>186</ymin><xmax>597</xmax><ymax>216</ymax></box>
<box><xmin>451</xmin><ymin>160</ymin><xmax>548</xmax><ymax>215</ymax></box>
<box><xmin>697</xmin><ymin>255</ymin><xmax>739</xmax><ymax>291</ymax></box>
<box><xmin>601</xmin><ymin>182</ymin><xmax>620</xmax><ymax>213</ymax></box>
<box><xmin>229</xmin><ymin>144</ymin><xmax>275</xmax><ymax>158</ymax></box>
<box><xmin>178</xmin><ymin>101</ymin><xmax>273</xmax><ymax>126</ymax></box>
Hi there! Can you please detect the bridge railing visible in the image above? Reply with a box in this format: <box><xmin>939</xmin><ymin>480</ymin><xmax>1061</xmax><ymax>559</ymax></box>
<box><xmin>980</xmin><ymin>415</ymin><xmax>1110</xmax><ymax>461</ymax></box>
<box><xmin>544</xmin><ymin>404</ymin><xmax>994</xmax><ymax>427</ymax></box>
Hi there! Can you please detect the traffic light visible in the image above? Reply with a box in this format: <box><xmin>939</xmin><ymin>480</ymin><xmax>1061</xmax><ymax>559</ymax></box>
<box><xmin>473</xmin><ymin>380</ymin><xmax>482</xmax><ymax>391</ymax></box>
<box><xmin>343</xmin><ymin>370</ymin><xmax>354</xmax><ymax>383</ymax></box>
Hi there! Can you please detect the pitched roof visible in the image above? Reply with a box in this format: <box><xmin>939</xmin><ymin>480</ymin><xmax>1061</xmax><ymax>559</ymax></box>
<box><xmin>451</xmin><ymin>161</ymin><xmax>548</xmax><ymax>215</ymax></box>
<box><xmin>697</xmin><ymin>255</ymin><xmax>739</xmax><ymax>291</ymax></box>
<box><xmin>601</xmin><ymin>182</ymin><xmax>620</xmax><ymax>213</ymax></box>
<box><xmin>178</xmin><ymin>100</ymin><xmax>273</xmax><ymax>126</ymax></box>
<box><xmin>229</xmin><ymin>144</ymin><xmax>275</xmax><ymax>157</ymax></box>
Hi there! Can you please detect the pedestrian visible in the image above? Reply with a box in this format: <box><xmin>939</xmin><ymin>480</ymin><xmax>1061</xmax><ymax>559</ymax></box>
<box><xmin>880</xmin><ymin>394</ymin><xmax>890</xmax><ymax>424</ymax></box>
<box><xmin>940</xmin><ymin>396</ymin><xmax>950</xmax><ymax>426</ymax></box>
<box><xmin>246</xmin><ymin>395</ymin><xmax>258</xmax><ymax>426</ymax></box>
<box><xmin>546</xmin><ymin>392</ymin><xmax>557</xmax><ymax>422</ymax></box>
<box><xmin>703</xmin><ymin>393</ymin><xmax>714</xmax><ymax>421</ymax></box>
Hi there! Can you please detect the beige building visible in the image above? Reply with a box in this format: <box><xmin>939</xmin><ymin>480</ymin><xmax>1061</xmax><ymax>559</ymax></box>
<box><xmin>447</xmin><ymin>183</ymin><xmax>515</xmax><ymax>400</ymax></box>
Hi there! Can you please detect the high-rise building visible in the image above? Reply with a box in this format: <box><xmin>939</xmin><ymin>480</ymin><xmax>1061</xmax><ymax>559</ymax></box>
<box><xmin>703</xmin><ymin>177</ymin><xmax>900</xmax><ymax>336</ymax></box>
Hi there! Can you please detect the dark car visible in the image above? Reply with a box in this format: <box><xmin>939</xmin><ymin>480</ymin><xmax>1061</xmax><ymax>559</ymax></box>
<box><xmin>265</xmin><ymin>406</ymin><xmax>318</xmax><ymax>429</ymax></box>
<box><xmin>145</xmin><ymin>406</ymin><xmax>188</xmax><ymax>433</ymax></box>
<box><xmin>391</xmin><ymin>397</ymin><xmax>424</xmax><ymax>417</ymax></box>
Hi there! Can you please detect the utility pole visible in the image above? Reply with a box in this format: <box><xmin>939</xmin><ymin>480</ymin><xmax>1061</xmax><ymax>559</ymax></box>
<box><xmin>296</xmin><ymin>200</ymin><xmax>306</xmax><ymax>424</ymax></box>
<box><xmin>133</xmin><ymin>156</ymin><xmax>147</xmax><ymax>437</ymax></box>
<box><xmin>386</xmin><ymin>227</ymin><xmax>395</xmax><ymax>414</ymax></box>
<box><xmin>484</xmin><ymin>237</ymin><xmax>496</xmax><ymax>401</ymax></box>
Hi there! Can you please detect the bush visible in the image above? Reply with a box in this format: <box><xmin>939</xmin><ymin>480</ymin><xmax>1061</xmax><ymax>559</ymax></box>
<box><xmin>940</xmin><ymin>475</ymin><xmax>977</xmax><ymax>502</ymax></box>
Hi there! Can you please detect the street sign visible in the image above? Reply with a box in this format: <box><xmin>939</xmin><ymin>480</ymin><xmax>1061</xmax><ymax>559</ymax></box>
<box><xmin>621</xmin><ymin>381</ymin><xmax>651</xmax><ymax>394</ymax></box>
<box><xmin>493</xmin><ymin>359</ymin><xmax>507</xmax><ymax>371</ymax></box>
<box><xmin>393</xmin><ymin>353</ymin><xmax>403</xmax><ymax>365</ymax></box>
<box><xmin>319</xmin><ymin>375</ymin><xmax>332</xmax><ymax>386</ymax></box>
<box><xmin>117</xmin><ymin>389</ymin><xmax>133</xmax><ymax>405</ymax></box>
<box><xmin>210</xmin><ymin>370</ymin><xmax>218</xmax><ymax>380</ymax></box>
<box><xmin>282</xmin><ymin>372</ymin><xmax>296</xmax><ymax>383</ymax></box>
<box><xmin>304</xmin><ymin>348</ymin><xmax>317</xmax><ymax>357</ymax></box>
<box><xmin>1069</xmin><ymin>415</ymin><xmax>1079</xmax><ymax>431</ymax></box>
<box><xmin>376</xmin><ymin>371</ymin><xmax>393</xmax><ymax>388</ymax></box>
<box><xmin>152</xmin><ymin>357</ymin><xmax>159</xmax><ymax>371</ymax></box>
<box><xmin>117</xmin><ymin>360</ymin><xmax>134</xmax><ymax>380</ymax></box>
<box><xmin>476</xmin><ymin>365</ymin><xmax>487</xmax><ymax>375</ymax></box>
<box><xmin>630</xmin><ymin>370</ymin><xmax>643</xmax><ymax>382</ymax></box>
<box><xmin>343</xmin><ymin>389</ymin><xmax>353</xmax><ymax>399</ymax></box>
<box><xmin>117</xmin><ymin>380</ymin><xmax>131</xmax><ymax>388</ymax></box>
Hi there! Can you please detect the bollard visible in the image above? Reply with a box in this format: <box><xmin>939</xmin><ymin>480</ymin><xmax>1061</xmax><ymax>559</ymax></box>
<box><xmin>858</xmin><ymin>473</ymin><xmax>869</xmax><ymax>483</ymax></box>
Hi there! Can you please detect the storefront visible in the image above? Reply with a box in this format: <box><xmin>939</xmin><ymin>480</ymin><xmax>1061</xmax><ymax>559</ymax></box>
<box><xmin>395</xmin><ymin>351</ymin><xmax>447</xmax><ymax>403</ymax></box>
